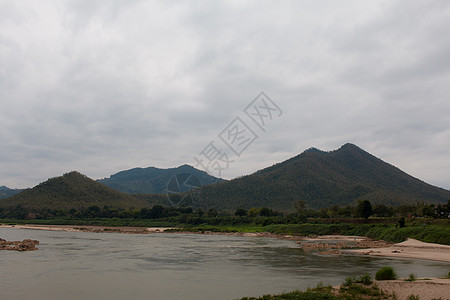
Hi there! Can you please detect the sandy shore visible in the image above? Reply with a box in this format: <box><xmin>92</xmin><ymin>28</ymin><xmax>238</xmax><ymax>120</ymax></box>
<box><xmin>346</xmin><ymin>238</ymin><xmax>450</xmax><ymax>263</ymax></box>
<box><xmin>0</xmin><ymin>224</ymin><xmax>174</xmax><ymax>233</ymax></box>
<box><xmin>375</xmin><ymin>278</ymin><xmax>450</xmax><ymax>300</ymax></box>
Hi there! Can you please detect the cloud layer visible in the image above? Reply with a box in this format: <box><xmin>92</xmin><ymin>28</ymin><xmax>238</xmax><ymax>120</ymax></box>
<box><xmin>1</xmin><ymin>0</ymin><xmax>449</xmax><ymax>189</ymax></box>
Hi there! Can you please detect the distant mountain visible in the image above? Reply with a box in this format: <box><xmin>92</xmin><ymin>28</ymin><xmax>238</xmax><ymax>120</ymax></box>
<box><xmin>0</xmin><ymin>186</ymin><xmax>24</xmax><ymax>200</ymax></box>
<box><xmin>98</xmin><ymin>164</ymin><xmax>223</xmax><ymax>194</ymax></box>
<box><xmin>196</xmin><ymin>143</ymin><xmax>450</xmax><ymax>211</ymax></box>
<box><xmin>0</xmin><ymin>171</ymin><xmax>153</xmax><ymax>209</ymax></box>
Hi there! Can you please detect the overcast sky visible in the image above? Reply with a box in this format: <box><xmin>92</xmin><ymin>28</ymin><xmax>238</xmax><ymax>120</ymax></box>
<box><xmin>1</xmin><ymin>0</ymin><xmax>449</xmax><ymax>190</ymax></box>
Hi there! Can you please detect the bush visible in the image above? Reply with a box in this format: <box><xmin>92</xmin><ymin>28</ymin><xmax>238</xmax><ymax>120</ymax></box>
<box><xmin>358</xmin><ymin>274</ymin><xmax>372</xmax><ymax>285</ymax></box>
<box><xmin>398</xmin><ymin>217</ymin><xmax>406</xmax><ymax>228</ymax></box>
<box><xmin>405</xmin><ymin>273</ymin><xmax>416</xmax><ymax>281</ymax></box>
<box><xmin>342</xmin><ymin>276</ymin><xmax>355</xmax><ymax>286</ymax></box>
<box><xmin>406</xmin><ymin>295</ymin><xmax>420</xmax><ymax>300</ymax></box>
<box><xmin>375</xmin><ymin>266</ymin><xmax>397</xmax><ymax>280</ymax></box>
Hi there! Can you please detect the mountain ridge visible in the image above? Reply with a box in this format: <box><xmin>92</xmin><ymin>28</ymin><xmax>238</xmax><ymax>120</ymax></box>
<box><xmin>0</xmin><ymin>186</ymin><xmax>24</xmax><ymax>200</ymax></box>
<box><xmin>98</xmin><ymin>164</ymin><xmax>223</xmax><ymax>194</ymax></box>
<box><xmin>0</xmin><ymin>171</ymin><xmax>152</xmax><ymax>209</ymax></box>
<box><xmin>196</xmin><ymin>143</ymin><xmax>450</xmax><ymax>210</ymax></box>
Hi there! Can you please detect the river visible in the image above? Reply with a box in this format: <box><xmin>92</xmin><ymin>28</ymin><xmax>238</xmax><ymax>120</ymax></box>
<box><xmin>1</xmin><ymin>228</ymin><xmax>449</xmax><ymax>300</ymax></box>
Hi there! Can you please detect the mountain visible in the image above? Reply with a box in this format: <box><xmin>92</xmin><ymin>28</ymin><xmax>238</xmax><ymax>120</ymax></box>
<box><xmin>196</xmin><ymin>143</ymin><xmax>450</xmax><ymax>211</ymax></box>
<box><xmin>0</xmin><ymin>171</ymin><xmax>153</xmax><ymax>209</ymax></box>
<box><xmin>98</xmin><ymin>164</ymin><xmax>223</xmax><ymax>194</ymax></box>
<box><xmin>0</xmin><ymin>186</ymin><xmax>24</xmax><ymax>200</ymax></box>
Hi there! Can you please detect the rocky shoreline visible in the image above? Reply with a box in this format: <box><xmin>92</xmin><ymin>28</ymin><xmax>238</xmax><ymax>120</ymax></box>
<box><xmin>0</xmin><ymin>238</ymin><xmax>39</xmax><ymax>251</ymax></box>
<box><xmin>297</xmin><ymin>237</ymin><xmax>392</xmax><ymax>251</ymax></box>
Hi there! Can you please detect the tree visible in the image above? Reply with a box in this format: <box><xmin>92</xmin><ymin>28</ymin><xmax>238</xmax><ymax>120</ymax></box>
<box><xmin>259</xmin><ymin>207</ymin><xmax>272</xmax><ymax>217</ymax></box>
<box><xmin>150</xmin><ymin>205</ymin><xmax>164</xmax><ymax>218</ymax></box>
<box><xmin>235</xmin><ymin>208</ymin><xmax>247</xmax><ymax>217</ymax></box>
<box><xmin>357</xmin><ymin>200</ymin><xmax>373</xmax><ymax>219</ymax></box>
<box><xmin>373</xmin><ymin>204</ymin><xmax>392</xmax><ymax>217</ymax></box>
<box><xmin>207</xmin><ymin>208</ymin><xmax>218</xmax><ymax>217</ymax></box>
<box><xmin>294</xmin><ymin>200</ymin><xmax>306</xmax><ymax>216</ymax></box>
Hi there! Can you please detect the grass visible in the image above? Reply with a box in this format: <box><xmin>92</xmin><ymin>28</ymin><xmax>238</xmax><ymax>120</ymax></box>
<box><xmin>405</xmin><ymin>273</ymin><xmax>417</xmax><ymax>282</ymax></box>
<box><xmin>239</xmin><ymin>279</ymin><xmax>394</xmax><ymax>299</ymax></box>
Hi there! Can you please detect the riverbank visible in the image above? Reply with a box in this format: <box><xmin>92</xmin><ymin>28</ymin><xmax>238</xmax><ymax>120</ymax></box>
<box><xmin>240</xmin><ymin>277</ymin><xmax>450</xmax><ymax>300</ymax></box>
<box><xmin>376</xmin><ymin>278</ymin><xmax>450</xmax><ymax>300</ymax></box>
<box><xmin>346</xmin><ymin>238</ymin><xmax>450</xmax><ymax>263</ymax></box>
<box><xmin>2</xmin><ymin>224</ymin><xmax>450</xmax><ymax>263</ymax></box>
<box><xmin>0</xmin><ymin>224</ymin><xmax>174</xmax><ymax>233</ymax></box>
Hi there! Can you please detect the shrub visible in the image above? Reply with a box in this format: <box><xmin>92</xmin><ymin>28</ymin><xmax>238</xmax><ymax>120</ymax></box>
<box><xmin>398</xmin><ymin>217</ymin><xmax>406</xmax><ymax>228</ymax></box>
<box><xmin>405</xmin><ymin>273</ymin><xmax>416</xmax><ymax>281</ymax></box>
<box><xmin>406</xmin><ymin>295</ymin><xmax>420</xmax><ymax>300</ymax></box>
<box><xmin>358</xmin><ymin>274</ymin><xmax>372</xmax><ymax>285</ymax></box>
<box><xmin>375</xmin><ymin>266</ymin><xmax>397</xmax><ymax>280</ymax></box>
<box><xmin>343</xmin><ymin>276</ymin><xmax>355</xmax><ymax>286</ymax></box>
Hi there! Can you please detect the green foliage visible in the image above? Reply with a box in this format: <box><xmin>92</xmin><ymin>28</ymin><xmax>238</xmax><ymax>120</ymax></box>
<box><xmin>343</xmin><ymin>276</ymin><xmax>356</xmax><ymax>287</ymax></box>
<box><xmin>406</xmin><ymin>295</ymin><xmax>420</xmax><ymax>300</ymax></box>
<box><xmin>342</xmin><ymin>274</ymin><xmax>372</xmax><ymax>286</ymax></box>
<box><xmin>357</xmin><ymin>200</ymin><xmax>373</xmax><ymax>219</ymax></box>
<box><xmin>98</xmin><ymin>164</ymin><xmax>223</xmax><ymax>194</ymax></box>
<box><xmin>0</xmin><ymin>186</ymin><xmax>24</xmax><ymax>200</ymax></box>
<box><xmin>235</xmin><ymin>208</ymin><xmax>248</xmax><ymax>217</ymax></box>
<box><xmin>405</xmin><ymin>273</ymin><xmax>416</xmax><ymax>282</ymax></box>
<box><xmin>358</xmin><ymin>274</ymin><xmax>372</xmax><ymax>285</ymax></box>
<box><xmin>240</xmin><ymin>281</ymin><xmax>394</xmax><ymax>300</ymax></box>
<box><xmin>196</xmin><ymin>143</ymin><xmax>450</xmax><ymax>211</ymax></box>
<box><xmin>0</xmin><ymin>172</ymin><xmax>151</xmax><ymax>210</ymax></box>
<box><xmin>375</xmin><ymin>267</ymin><xmax>397</xmax><ymax>280</ymax></box>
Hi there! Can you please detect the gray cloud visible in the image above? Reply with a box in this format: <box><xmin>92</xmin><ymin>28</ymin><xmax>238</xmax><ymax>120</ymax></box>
<box><xmin>0</xmin><ymin>0</ymin><xmax>449</xmax><ymax>190</ymax></box>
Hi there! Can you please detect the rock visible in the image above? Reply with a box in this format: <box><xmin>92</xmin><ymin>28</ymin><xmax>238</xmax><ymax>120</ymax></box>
<box><xmin>0</xmin><ymin>238</ymin><xmax>39</xmax><ymax>251</ymax></box>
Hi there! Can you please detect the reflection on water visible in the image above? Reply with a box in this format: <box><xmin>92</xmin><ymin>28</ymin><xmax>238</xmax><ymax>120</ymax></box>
<box><xmin>1</xmin><ymin>228</ymin><xmax>449</xmax><ymax>300</ymax></box>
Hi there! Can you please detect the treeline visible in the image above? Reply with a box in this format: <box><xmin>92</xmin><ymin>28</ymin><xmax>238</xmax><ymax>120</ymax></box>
<box><xmin>1</xmin><ymin>199</ymin><xmax>448</xmax><ymax>221</ymax></box>
<box><xmin>292</xmin><ymin>200</ymin><xmax>449</xmax><ymax>219</ymax></box>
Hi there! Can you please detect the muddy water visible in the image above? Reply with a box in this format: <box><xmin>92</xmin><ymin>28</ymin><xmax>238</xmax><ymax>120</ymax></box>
<box><xmin>1</xmin><ymin>228</ymin><xmax>449</xmax><ymax>300</ymax></box>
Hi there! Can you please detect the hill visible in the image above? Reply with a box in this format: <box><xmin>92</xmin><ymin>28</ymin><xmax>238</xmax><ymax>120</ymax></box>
<box><xmin>196</xmin><ymin>143</ymin><xmax>450</xmax><ymax>211</ymax></box>
<box><xmin>98</xmin><ymin>164</ymin><xmax>223</xmax><ymax>194</ymax></box>
<box><xmin>0</xmin><ymin>186</ymin><xmax>24</xmax><ymax>200</ymax></box>
<box><xmin>0</xmin><ymin>171</ymin><xmax>152</xmax><ymax>209</ymax></box>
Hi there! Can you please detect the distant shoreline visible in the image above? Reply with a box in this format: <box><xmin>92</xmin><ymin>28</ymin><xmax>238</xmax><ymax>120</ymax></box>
<box><xmin>2</xmin><ymin>224</ymin><xmax>450</xmax><ymax>263</ymax></box>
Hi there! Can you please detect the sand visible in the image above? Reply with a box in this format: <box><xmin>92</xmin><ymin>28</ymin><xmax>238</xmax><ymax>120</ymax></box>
<box><xmin>375</xmin><ymin>278</ymin><xmax>450</xmax><ymax>300</ymax></box>
<box><xmin>346</xmin><ymin>238</ymin><xmax>450</xmax><ymax>263</ymax></box>
<box><xmin>0</xmin><ymin>224</ymin><xmax>174</xmax><ymax>233</ymax></box>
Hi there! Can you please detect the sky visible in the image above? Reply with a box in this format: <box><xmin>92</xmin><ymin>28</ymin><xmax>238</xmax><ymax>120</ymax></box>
<box><xmin>1</xmin><ymin>0</ymin><xmax>449</xmax><ymax>190</ymax></box>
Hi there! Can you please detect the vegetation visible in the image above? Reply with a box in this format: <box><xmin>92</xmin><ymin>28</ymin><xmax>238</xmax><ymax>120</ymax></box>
<box><xmin>1</xmin><ymin>168</ymin><xmax>449</xmax><ymax>246</ymax></box>
<box><xmin>357</xmin><ymin>200</ymin><xmax>373</xmax><ymax>219</ymax></box>
<box><xmin>0</xmin><ymin>186</ymin><xmax>24</xmax><ymax>200</ymax></box>
<box><xmin>0</xmin><ymin>172</ymin><xmax>158</xmax><ymax>210</ymax></box>
<box><xmin>342</xmin><ymin>274</ymin><xmax>372</xmax><ymax>286</ymax></box>
<box><xmin>239</xmin><ymin>275</ymin><xmax>395</xmax><ymax>299</ymax></box>
<box><xmin>196</xmin><ymin>143</ymin><xmax>450</xmax><ymax>211</ymax></box>
<box><xmin>98</xmin><ymin>164</ymin><xmax>222</xmax><ymax>194</ymax></box>
<box><xmin>405</xmin><ymin>273</ymin><xmax>417</xmax><ymax>282</ymax></box>
<box><xmin>375</xmin><ymin>267</ymin><xmax>397</xmax><ymax>280</ymax></box>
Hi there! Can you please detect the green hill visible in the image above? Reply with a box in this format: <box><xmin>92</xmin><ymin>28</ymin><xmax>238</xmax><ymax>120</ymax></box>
<box><xmin>0</xmin><ymin>186</ymin><xmax>24</xmax><ymax>200</ymax></box>
<box><xmin>98</xmin><ymin>164</ymin><xmax>223</xmax><ymax>194</ymax></box>
<box><xmin>196</xmin><ymin>143</ymin><xmax>450</xmax><ymax>211</ymax></box>
<box><xmin>0</xmin><ymin>171</ymin><xmax>151</xmax><ymax>209</ymax></box>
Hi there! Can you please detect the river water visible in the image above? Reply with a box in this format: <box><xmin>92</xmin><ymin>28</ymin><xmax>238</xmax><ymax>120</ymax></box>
<box><xmin>1</xmin><ymin>228</ymin><xmax>449</xmax><ymax>300</ymax></box>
